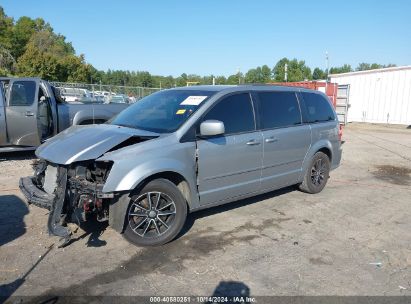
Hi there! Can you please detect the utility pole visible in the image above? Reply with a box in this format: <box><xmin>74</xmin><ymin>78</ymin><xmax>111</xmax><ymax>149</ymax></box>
<box><xmin>325</xmin><ymin>51</ymin><xmax>330</xmax><ymax>92</ymax></box>
<box><xmin>212</xmin><ymin>77</ymin><xmax>215</xmax><ymax>85</ymax></box>
<box><xmin>284</xmin><ymin>63</ymin><xmax>288</xmax><ymax>82</ymax></box>
<box><xmin>325</xmin><ymin>51</ymin><xmax>329</xmax><ymax>80</ymax></box>
<box><xmin>237</xmin><ymin>67</ymin><xmax>241</xmax><ymax>84</ymax></box>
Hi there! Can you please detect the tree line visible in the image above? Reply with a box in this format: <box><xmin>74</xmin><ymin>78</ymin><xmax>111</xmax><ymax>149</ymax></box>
<box><xmin>0</xmin><ymin>6</ymin><xmax>396</xmax><ymax>88</ymax></box>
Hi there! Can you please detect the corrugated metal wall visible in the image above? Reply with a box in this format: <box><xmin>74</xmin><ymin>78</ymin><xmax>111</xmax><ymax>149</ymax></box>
<box><xmin>330</xmin><ymin>67</ymin><xmax>411</xmax><ymax>125</ymax></box>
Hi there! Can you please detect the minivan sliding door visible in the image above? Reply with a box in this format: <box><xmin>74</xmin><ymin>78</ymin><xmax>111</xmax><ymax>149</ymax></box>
<box><xmin>256</xmin><ymin>91</ymin><xmax>311</xmax><ymax>190</ymax></box>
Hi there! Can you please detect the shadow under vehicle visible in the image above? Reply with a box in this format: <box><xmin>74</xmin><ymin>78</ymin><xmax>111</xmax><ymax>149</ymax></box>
<box><xmin>0</xmin><ymin>77</ymin><xmax>129</xmax><ymax>153</ymax></box>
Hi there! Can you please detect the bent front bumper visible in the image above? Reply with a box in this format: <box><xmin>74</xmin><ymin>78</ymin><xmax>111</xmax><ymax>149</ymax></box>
<box><xmin>20</xmin><ymin>169</ymin><xmax>72</xmax><ymax>245</ymax></box>
<box><xmin>19</xmin><ymin>177</ymin><xmax>54</xmax><ymax>210</ymax></box>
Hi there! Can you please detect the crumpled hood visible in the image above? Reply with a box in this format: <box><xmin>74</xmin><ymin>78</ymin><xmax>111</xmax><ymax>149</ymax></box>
<box><xmin>36</xmin><ymin>124</ymin><xmax>159</xmax><ymax>165</ymax></box>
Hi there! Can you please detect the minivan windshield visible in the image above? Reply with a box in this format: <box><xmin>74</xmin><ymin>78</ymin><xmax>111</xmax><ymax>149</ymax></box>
<box><xmin>110</xmin><ymin>89</ymin><xmax>215</xmax><ymax>133</ymax></box>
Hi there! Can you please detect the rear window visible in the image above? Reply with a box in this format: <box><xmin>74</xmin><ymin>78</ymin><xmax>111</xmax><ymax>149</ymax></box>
<box><xmin>257</xmin><ymin>91</ymin><xmax>301</xmax><ymax>129</ymax></box>
<box><xmin>301</xmin><ymin>92</ymin><xmax>335</xmax><ymax>123</ymax></box>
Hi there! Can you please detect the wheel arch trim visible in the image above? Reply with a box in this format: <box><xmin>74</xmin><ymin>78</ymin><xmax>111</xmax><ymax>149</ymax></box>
<box><xmin>299</xmin><ymin>140</ymin><xmax>333</xmax><ymax>182</ymax></box>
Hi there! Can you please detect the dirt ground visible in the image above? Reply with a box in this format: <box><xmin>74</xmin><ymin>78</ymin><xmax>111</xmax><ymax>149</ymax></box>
<box><xmin>0</xmin><ymin>123</ymin><xmax>410</xmax><ymax>299</ymax></box>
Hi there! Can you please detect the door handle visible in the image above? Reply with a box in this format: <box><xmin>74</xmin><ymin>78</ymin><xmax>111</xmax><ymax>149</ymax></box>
<box><xmin>265</xmin><ymin>137</ymin><xmax>279</xmax><ymax>143</ymax></box>
<box><xmin>25</xmin><ymin>111</ymin><xmax>34</xmax><ymax>117</ymax></box>
<box><xmin>246</xmin><ymin>139</ymin><xmax>260</xmax><ymax>146</ymax></box>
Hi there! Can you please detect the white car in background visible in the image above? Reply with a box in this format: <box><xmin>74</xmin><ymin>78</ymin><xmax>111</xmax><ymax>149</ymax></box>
<box><xmin>59</xmin><ymin>87</ymin><xmax>92</xmax><ymax>102</ymax></box>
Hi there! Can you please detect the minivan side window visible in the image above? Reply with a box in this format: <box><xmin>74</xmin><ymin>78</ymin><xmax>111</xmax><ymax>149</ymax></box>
<box><xmin>9</xmin><ymin>81</ymin><xmax>36</xmax><ymax>106</ymax></box>
<box><xmin>257</xmin><ymin>91</ymin><xmax>301</xmax><ymax>129</ymax></box>
<box><xmin>203</xmin><ymin>93</ymin><xmax>255</xmax><ymax>134</ymax></box>
<box><xmin>301</xmin><ymin>92</ymin><xmax>335</xmax><ymax>123</ymax></box>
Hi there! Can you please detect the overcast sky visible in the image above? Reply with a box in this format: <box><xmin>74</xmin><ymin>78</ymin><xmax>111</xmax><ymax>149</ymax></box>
<box><xmin>3</xmin><ymin>0</ymin><xmax>411</xmax><ymax>76</ymax></box>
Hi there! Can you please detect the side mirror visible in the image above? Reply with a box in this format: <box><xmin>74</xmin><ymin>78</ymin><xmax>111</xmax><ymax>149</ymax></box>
<box><xmin>200</xmin><ymin>120</ymin><xmax>225</xmax><ymax>137</ymax></box>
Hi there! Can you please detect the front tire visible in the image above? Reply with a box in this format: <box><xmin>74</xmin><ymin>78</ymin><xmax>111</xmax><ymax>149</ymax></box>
<box><xmin>123</xmin><ymin>179</ymin><xmax>187</xmax><ymax>246</ymax></box>
<box><xmin>299</xmin><ymin>152</ymin><xmax>330</xmax><ymax>194</ymax></box>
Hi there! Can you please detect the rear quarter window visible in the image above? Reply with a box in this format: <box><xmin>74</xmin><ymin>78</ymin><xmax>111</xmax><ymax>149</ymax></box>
<box><xmin>301</xmin><ymin>92</ymin><xmax>335</xmax><ymax>123</ymax></box>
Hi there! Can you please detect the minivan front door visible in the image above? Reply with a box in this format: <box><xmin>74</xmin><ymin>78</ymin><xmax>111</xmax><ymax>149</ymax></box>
<box><xmin>196</xmin><ymin>92</ymin><xmax>262</xmax><ymax>205</ymax></box>
<box><xmin>5</xmin><ymin>79</ymin><xmax>40</xmax><ymax>146</ymax></box>
<box><xmin>256</xmin><ymin>91</ymin><xmax>311</xmax><ymax>190</ymax></box>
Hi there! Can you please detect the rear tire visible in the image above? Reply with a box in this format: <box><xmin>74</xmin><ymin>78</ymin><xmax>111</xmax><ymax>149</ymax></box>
<box><xmin>123</xmin><ymin>179</ymin><xmax>187</xmax><ymax>246</ymax></box>
<box><xmin>299</xmin><ymin>152</ymin><xmax>330</xmax><ymax>194</ymax></box>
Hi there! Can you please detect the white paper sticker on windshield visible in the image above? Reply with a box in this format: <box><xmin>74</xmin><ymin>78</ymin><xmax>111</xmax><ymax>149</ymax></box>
<box><xmin>180</xmin><ymin>96</ymin><xmax>208</xmax><ymax>106</ymax></box>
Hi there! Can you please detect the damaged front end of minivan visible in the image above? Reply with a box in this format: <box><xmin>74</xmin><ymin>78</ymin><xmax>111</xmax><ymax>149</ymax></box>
<box><xmin>19</xmin><ymin>124</ymin><xmax>159</xmax><ymax>246</ymax></box>
<box><xmin>20</xmin><ymin>159</ymin><xmax>114</xmax><ymax>246</ymax></box>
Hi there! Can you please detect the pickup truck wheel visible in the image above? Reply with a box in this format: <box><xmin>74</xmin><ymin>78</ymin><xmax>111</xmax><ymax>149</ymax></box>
<box><xmin>299</xmin><ymin>152</ymin><xmax>330</xmax><ymax>194</ymax></box>
<box><xmin>124</xmin><ymin>179</ymin><xmax>187</xmax><ymax>246</ymax></box>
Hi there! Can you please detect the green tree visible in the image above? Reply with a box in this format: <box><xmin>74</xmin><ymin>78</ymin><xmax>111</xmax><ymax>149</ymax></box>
<box><xmin>226</xmin><ymin>73</ymin><xmax>242</xmax><ymax>85</ymax></box>
<box><xmin>215</xmin><ymin>75</ymin><xmax>227</xmax><ymax>85</ymax></box>
<box><xmin>312</xmin><ymin>67</ymin><xmax>326</xmax><ymax>80</ymax></box>
<box><xmin>25</xmin><ymin>30</ymin><xmax>74</xmax><ymax>57</ymax></box>
<box><xmin>152</xmin><ymin>75</ymin><xmax>174</xmax><ymax>88</ymax></box>
<box><xmin>0</xmin><ymin>7</ymin><xmax>13</xmax><ymax>51</ymax></box>
<box><xmin>356</xmin><ymin>62</ymin><xmax>396</xmax><ymax>71</ymax></box>
<box><xmin>11</xmin><ymin>17</ymin><xmax>37</xmax><ymax>59</ymax></box>
<box><xmin>176</xmin><ymin>73</ymin><xmax>188</xmax><ymax>87</ymax></box>
<box><xmin>0</xmin><ymin>7</ymin><xmax>14</xmax><ymax>74</ymax></box>
<box><xmin>244</xmin><ymin>65</ymin><xmax>272</xmax><ymax>83</ymax></box>
<box><xmin>11</xmin><ymin>16</ymin><xmax>52</xmax><ymax>59</ymax></box>
<box><xmin>261</xmin><ymin>65</ymin><xmax>272</xmax><ymax>82</ymax></box>
<box><xmin>16</xmin><ymin>45</ymin><xmax>62</xmax><ymax>80</ymax></box>
<box><xmin>60</xmin><ymin>54</ymin><xmax>93</xmax><ymax>83</ymax></box>
<box><xmin>16</xmin><ymin>29</ymin><xmax>90</xmax><ymax>81</ymax></box>
<box><xmin>136</xmin><ymin>71</ymin><xmax>154</xmax><ymax>87</ymax></box>
<box><xmin>356</xmin><ymin>63</ymin><xmax>374</xmax><ymax>71</ymax></box>
<box><xmin>0</xmin><ymin>46</ymin><xmax>15</xmax><ymax>75</ymax></box>
<box><xmin>272</xmin><ymin>58</ymin><xmax>312</xmax><ymax>82</ymax></box>
<box><xmin>329</xmin><ymin>64</ymin><xmax>352</xmax><ymax>74</ymax></box>
<box><xmin>245</xmin><ymin>68</ymin><xmax>259</xmax><ymax>83</ymax></box>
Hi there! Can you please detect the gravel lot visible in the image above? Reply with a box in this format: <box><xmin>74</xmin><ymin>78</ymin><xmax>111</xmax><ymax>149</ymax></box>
<box><xmin>0</xmin><ymin>123</ymin><xmax>410</xmax><ymax>299</ymax></box>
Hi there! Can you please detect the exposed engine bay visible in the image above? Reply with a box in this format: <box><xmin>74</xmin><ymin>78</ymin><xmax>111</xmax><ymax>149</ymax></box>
<box><xmin>30</xmin><ymin>159</ymin><xmax>114</xmax><ymax>246</ymax></box>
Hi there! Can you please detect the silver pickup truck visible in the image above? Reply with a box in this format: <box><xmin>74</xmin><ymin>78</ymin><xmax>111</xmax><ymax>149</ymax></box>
<box><xmin>0</xmin><ymin>77</ymin><xmax>128</xmax><ymax>152</ymax></box>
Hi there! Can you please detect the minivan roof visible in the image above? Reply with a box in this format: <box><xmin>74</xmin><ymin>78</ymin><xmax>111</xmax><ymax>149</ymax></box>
<box><xmin>168</xmin><ymin>84</ymin><xmax>319</xmax><ymax>93</ymax></box>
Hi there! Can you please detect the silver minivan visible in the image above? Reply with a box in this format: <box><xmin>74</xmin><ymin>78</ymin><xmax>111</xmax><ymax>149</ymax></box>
<box><xmin>20</xmin><ymin>85</ymin><xmax>342</xmax><ymax>247</ymax></box>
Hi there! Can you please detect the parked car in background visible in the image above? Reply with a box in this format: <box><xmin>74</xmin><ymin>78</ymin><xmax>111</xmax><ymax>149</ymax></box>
<box><xmin>59</xmin><ymin>87</ymin><xmax>92</xmax><ymax>103</ymax></box>
<box><xmin>0</xmin><ymin>77</ymin><xmax>129</xmax><ymax>152</ymax></box>
<box><xmin>20</xmin><ymin>85</ymin><xmax>342</xmax><ymax>247</ymax></box>
<box><xmin>90</xmin><ymin>92</ymin><xmax>106</xmax><ymax>103</ymax></box>
<box><xmin>109</xmin><ymin>94</ymin><xmax>130</xmax><ymax>104</ymax></box>
<box><xmin>94</xmin><ymin>91</ymin><xmax>115</xmax><ymax>101</ymax></box>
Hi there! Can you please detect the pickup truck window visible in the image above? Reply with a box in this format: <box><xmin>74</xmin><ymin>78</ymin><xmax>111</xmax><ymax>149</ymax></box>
<box><xmin>110</xmin><ymin>90</ymin><xmax>215</xmax><ymax>133</ymax></box>
<box><xmin>9</xmin><ymin>81</ymin><xmax>36</xmax><ymax>106</ymax></box>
